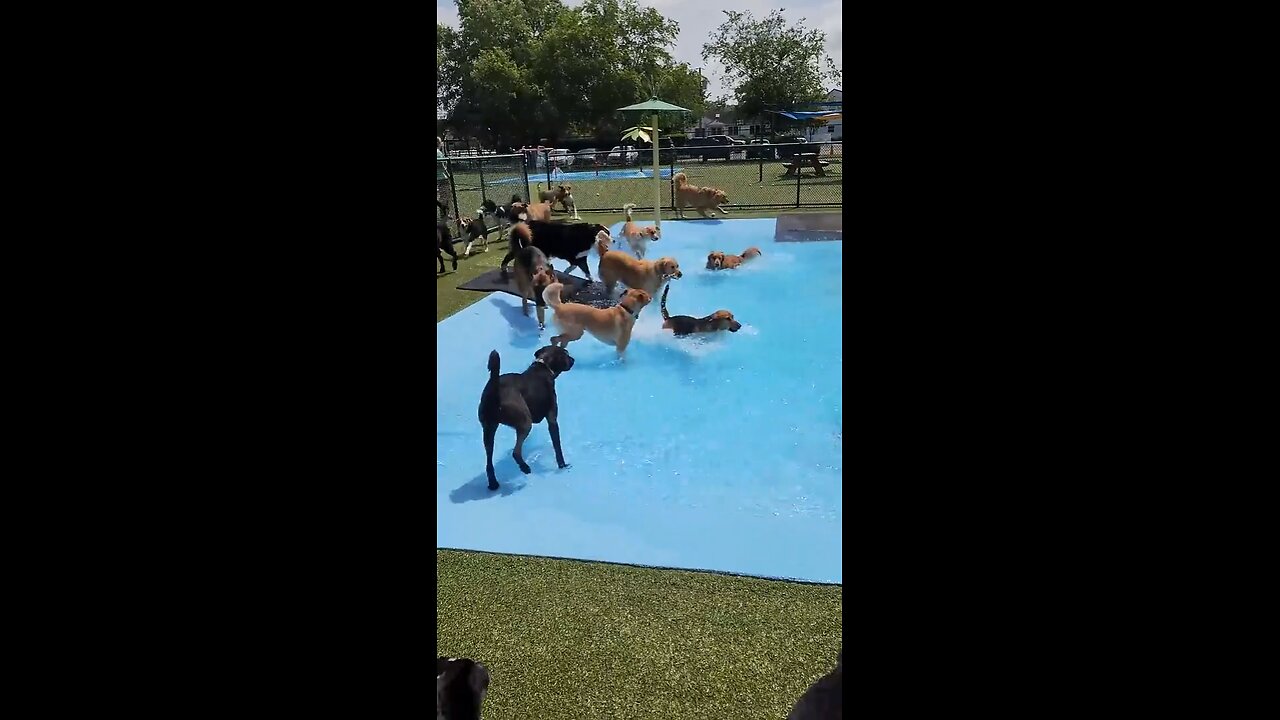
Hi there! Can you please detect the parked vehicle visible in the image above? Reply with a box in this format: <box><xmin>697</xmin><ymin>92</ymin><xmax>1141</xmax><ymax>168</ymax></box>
<box><xmin>686</xmin><ymin>135</ymin><xmax>738</xmax><ymax>161</ymax></box>
<box><xmin>771</xmin><ymin>136</ymin><xmax>811</xmax><ymax>159</ymax></box>
<box><xmin>606</xmin><ymin>145</ymin><xmax>639</xmax><ymax>164</ymax></box>
<box><xmin>746</xmin><ymin>139</ymin><xmax>778</xmax><ymax>160</ymax></box>
<box><xmin>635</xmin><ymin>137</ymin><xmax>676</xmax><ymax>164</ymax></box>
<box><xmin>548</xmin><ymin>148</ymin><xmax>575</xmax><ymax>168</ymax></box>
<box><xmin>576</xmin><ymin>148</ymin><xmax>601</xmax><ymax>165</ymax></box>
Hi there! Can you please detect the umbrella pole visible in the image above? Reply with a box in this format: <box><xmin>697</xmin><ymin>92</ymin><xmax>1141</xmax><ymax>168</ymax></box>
<box><xmin>653</xmin><ymin>113</ymin><xmax>661</xmax><ymax>231</ymax></box>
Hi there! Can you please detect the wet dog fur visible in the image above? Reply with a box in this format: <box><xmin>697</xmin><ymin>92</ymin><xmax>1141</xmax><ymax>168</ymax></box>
<box><xmin>598</xmin><ymin>234</ymin><xmax>681</xmax><ymax>299</ymax></box>
<box><xmin>478</xmin><ymin>346</ymin><xmax>574</xmax><ymax>490</ymax></box>
<box><xmin>706</xmin><ymin>247</ymin><xmax>762</xmax><ymax>270</ymax></box>
<box><xmin>542</xmin><ymin>281</ymin><xmax>651</xmax><ymax>359</ymax></box>
<box><xmin>659</xmin><ymin>283</ymin><xmax>741</xmax><ymax>336</ymax></box>
<box><xmin>620</xmin><ymin>202</ymin><xmax>660</xmax><ymax>258</ymax></box>
<box><xmin>513</xmin><ymin>245</ymin><xmax>556</xmax><ymax>329</ymax></box>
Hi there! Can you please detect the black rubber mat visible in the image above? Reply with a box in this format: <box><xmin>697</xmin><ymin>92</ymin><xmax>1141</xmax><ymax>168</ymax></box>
<box><xmin>456</xmin><ymin>267</ymin><xmax>590</xmax><ymax>300</ymax></box>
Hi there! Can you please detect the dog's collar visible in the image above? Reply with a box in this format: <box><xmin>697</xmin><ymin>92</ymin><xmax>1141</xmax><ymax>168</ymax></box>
<box><xmin>623</xmin><ymin>305</ymin><xmax>641</xmax><ymax>320</ymax></box>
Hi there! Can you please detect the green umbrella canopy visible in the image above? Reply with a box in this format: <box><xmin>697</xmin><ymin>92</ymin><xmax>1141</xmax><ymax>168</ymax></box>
<box><xmin>617</xmin><ymin>97</ymin><xmax>691</xmax><ymax>114</ymax></box>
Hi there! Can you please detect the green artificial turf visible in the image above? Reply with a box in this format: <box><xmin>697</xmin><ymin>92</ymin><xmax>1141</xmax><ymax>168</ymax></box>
<box><xmin>437</xmin><ymin>550</ymin><xmax>842</xmax><ymax>720</ymax></box>
<box><xmin>436</xmin><ymin>205</ymin><xmax>843</xmax><ymax>718</ymax></box>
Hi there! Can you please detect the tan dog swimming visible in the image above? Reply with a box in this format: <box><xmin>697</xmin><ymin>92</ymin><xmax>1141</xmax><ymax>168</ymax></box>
<box><xmin>597</xmin><ymin>234</ymin><xmax>682</xmax><ymax>299</ymax></box>
<box><xmin>542</xmin><ymin>282</ymin><xmax>652</xmax><ymax>359</ymax></box>
<box><xmin>705</xmin><ymin>247</ymin><xmax>762</xmax><ymax>270</ymax></box>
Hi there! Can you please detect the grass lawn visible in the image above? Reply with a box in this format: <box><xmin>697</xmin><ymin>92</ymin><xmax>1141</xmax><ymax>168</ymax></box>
<box><xmin>438</xmin><ymin>550</ymin><xmax>842</xmax><ymax>720</ymax></box>
<box><xmin>445</xmin><ymin>153</ymin><xmax>842</xmax><ymax>220</ymax></box>
<box><xmin>436</xmin><ymin>207</ymin><xmax>842</xmax><ymax>718</ymax></box>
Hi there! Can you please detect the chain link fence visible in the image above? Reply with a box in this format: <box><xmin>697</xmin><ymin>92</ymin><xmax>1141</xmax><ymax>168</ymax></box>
<box><xmin>439</xmin><ymin>142</ymin><xmax>841</xmax><ymax>221</ymax></box>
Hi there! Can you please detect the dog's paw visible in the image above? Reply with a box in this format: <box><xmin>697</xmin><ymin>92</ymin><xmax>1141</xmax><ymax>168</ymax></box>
<box><xmin>557</xmin><ymin>461</ymin><xmax>569</xmax><ymax>470</ymax></box>
<box><xmin>517</xmin><ymin>461</ymin><xmax>532</xmax><ymax>474</ymax></box>
<box><xmin>488</xmin><ymin>480</ymin><xmax>500</xmax><ymax>491</ymax></box>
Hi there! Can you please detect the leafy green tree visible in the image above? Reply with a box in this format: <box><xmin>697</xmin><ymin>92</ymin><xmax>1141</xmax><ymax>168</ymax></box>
<box><xmin>700</xmin><ymin>9</ymin><xmax>841</xmax><ymax>121</ymax></box>
<box><xmin>437</xmin><ymin>0</ymin><xmax>706</xmax><ymax>147</ymax></box>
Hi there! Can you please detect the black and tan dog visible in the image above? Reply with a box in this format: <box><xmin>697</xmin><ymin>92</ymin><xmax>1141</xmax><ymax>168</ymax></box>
<box><xmin>659</xmin><ymin>284</ymin><xmax>741</xmax><ymax>336</ymax></box>
<box><xmin>513</xmin><ymin>244</ymin><xmax>556</xmax><ymax>330</ymax></box>
<box><xmin>479</xmin><ymin>346</ymin><xmax>574</xmax><ymax>490</ymax></box>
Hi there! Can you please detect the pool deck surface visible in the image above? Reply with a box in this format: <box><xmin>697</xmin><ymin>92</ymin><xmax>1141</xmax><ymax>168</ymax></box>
<box><xmin>436</xmin><ymin>219</ymin><xmax>842</xmax><ymax>583</ymax></box>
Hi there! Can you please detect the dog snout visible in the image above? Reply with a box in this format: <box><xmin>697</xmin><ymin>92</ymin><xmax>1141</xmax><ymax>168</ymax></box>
<box><xmin>730</xmin><ymin>321</ymin><xmax>742</xmax><ymax>332</ymax></box>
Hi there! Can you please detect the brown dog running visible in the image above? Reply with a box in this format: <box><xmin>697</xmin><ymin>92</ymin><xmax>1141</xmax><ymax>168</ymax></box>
<box><xmin>536</xmin><ymin>184</ymin><xmax>579</xmax><ymax>219</ymax></box>
<box><xmin>520</xmin><ymin>201</ymin><xmax>553</xmax><ymax>222</ymax></box>
<box><xmin>513</xmin><ymin>245</ymin><xmax>556</xmax><ymax>330</ymax></box>
<box><xmin>659</xmin><ymin>284</ymin><xmax>741</xmax><ymax>336</ymax></box>
<box><xmin>542</xmin><ymin>281</ymin><xmax>652</xmax><ymax>359</ymax></box>
<box><xmin>620</xmin><ymin>202</ymin><xmax>660</xmax><ymax>259</ymax></box>
<box><xmin>673</xmin><ymin>172</ymin><xmax>729</xmax><ymax>219</ymax></box>
<box><xmin>597</xmin><ymin>235</ymin><xmax>682</xmax><ymax>299</ymax></box>
<box><xmin>706</xmin><ymin>247</ymin><xmax>762</xmax><ymax>270</ymax></box>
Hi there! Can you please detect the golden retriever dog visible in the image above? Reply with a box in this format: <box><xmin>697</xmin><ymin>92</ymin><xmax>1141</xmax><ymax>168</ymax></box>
<box><xmin>673</xmin><ymin>172</ymin><xmax>729</xmax><ymax>219</ymax></box>
<box><xmin>542</xmin><ymin>282</ymin><xmax>652</xmax><ymax>359</ymax></box>
<box><xmin>620</xmin><ymin>202</ymin><xmax>660</xmax><ymax>258</ymax></box>
<box><xmin>705</xmin><ymin>247</ymin><xmax>762</xmax><ymax>270</ymax></box>
<box><xmin>597</xmin><ymin>234</ymin><xmax>682</xmax><ymax>299</ymax></box>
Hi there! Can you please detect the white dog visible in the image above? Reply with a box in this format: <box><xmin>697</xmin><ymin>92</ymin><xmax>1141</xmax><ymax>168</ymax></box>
<box><xmin>619</xmin><ymin>202</ymin><xmax>660</xmax><ymax>259</ymax></box>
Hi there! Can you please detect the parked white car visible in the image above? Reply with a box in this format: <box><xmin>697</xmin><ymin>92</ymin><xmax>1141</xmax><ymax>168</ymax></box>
<box><xmin>548</xmin><ymin>148</ymin><xmax>575</xmax><ymax>168</ymax></box>
<box><xmin>606</xmin><ymin>145</ymin><xmax>639</xmax><ymax>164</ymax></box>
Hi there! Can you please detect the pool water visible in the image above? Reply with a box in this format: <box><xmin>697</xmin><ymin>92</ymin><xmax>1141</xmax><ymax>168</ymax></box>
<box><xmin>492</xmin><ymin>167</ymin><xmax>683</xmax><ymax>184</ymax></box>
<box><xmin>436</xmin><ymin>218</ymin><xmax>842</xmax><ymax>583</ymax></box>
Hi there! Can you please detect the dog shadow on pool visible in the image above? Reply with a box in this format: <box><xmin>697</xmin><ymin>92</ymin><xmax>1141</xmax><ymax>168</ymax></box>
<box><xmin>489</xmin><ymin>297</ymin><xmax>544</xmax><ymax>349</ymax></box>
<box><xmin>449</xmin><ymin>440</ymin><xmax>566</xmax><ymax>503</ymax></box>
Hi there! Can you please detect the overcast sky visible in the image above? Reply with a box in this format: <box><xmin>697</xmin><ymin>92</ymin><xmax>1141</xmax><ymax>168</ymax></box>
<box><xmin>435</xmin><ymin>0</ymin><xmax>841</xmax><ymax>102</ymax></box>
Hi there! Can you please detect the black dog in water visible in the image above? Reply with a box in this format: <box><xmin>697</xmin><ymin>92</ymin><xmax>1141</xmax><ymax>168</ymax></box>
<box><xmin>499</xmin><ymin>219</ymin><xmax>609</xmax><ymax>280</ymax></box>
<box><xmin>478</xmin><ymin>346</ymin><xmax>574</xmax><ymax>490</ymax></box>
<box><xmin>437</xmin><ymin>657</ymin><xmax>489</xmax><ymax>720</ymax></box>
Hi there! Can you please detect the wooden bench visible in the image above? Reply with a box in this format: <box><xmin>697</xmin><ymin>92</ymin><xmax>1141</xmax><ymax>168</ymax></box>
<box><xmin>780</xmin><ymin>154</ymin><xmax>831</xmax><ymax>177</ymax></box>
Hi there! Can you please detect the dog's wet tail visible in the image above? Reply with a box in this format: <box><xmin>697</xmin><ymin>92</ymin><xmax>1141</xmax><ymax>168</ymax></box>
<box><xmin>623</xmin><ymin>202</ymin><xmax>636</xmax><ymax>221</ymax></box>
<box><xmin>542</xmin><ymin>282</ymin><xmax>564</xmax><ymax>309</ymax></box>
<box><xmin>488</xmin><ymin>350</ymin><xmax>500</xmax><ymax>380</ymax></box>
<box><xmin>660</xmin><ymin>283</ymin><xmax>671</xmax><ymax>321</ymax></box>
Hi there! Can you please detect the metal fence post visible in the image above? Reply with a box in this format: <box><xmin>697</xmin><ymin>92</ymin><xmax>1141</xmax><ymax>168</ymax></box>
<box><xmin>448</xmin><ymin>159</ymin><xmax>460</xmax><ymax>219</ymax></box>
<box><xmin>669</xmin><ymin>148</ymin><xmax>676</xmax><ymax>211</ymax></box>
<box><xmin>477</xmin><ymin>158</ymin><xmax>486</xmax><ymax>204</ymax></box>
<box><xmin>522</xmin><ymin>153</ymin><xmax>531</xmax><ymax>202</ymax></box>
<box><xmin>759</xmin><ymin>155</ymin><xmax>763</xmax><ymax>184</ymax></box>
<box><xmin>795</xmin><ymin>160</ymin><xmax>801</xmax><ymax>208</ymax></box>
<box><xmin>544</xmin><ymin>150</ymin><xmax>551</xmax><ymax>187</ymax></box>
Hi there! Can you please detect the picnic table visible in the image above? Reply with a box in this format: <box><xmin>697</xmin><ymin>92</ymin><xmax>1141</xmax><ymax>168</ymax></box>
<box><xmin>781</xmin><ymin>153</ymin><xmax>830</xmax><ymax>177</ymax></box>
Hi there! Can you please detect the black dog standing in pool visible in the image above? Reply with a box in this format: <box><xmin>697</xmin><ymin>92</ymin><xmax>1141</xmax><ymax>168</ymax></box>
<box><xmin>478</xmin><ymin>346</ymin><xmax>574</xmax><ymax>490</ymax></box>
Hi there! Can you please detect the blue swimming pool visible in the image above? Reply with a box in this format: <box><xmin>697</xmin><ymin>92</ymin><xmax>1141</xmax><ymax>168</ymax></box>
<box><xmin>490</xmin><ymin>167</ymin><xmax>683</xmax><ymax>184</ymax></box>
<box><xmin>436</xmin><ymin>218</ymin><xmax>842</xmax><ymax>583</ymax></box>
